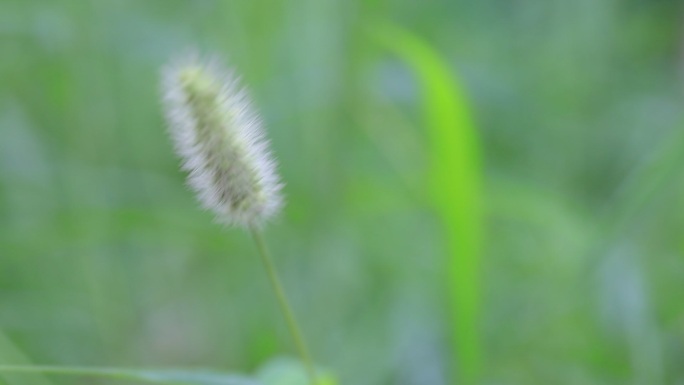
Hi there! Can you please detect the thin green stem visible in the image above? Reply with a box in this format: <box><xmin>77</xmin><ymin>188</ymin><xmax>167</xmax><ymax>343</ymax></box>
<box><xmin>249</xmin><ymin>227</ymin><xmax>318</xmax><ymax>385</ymax></box>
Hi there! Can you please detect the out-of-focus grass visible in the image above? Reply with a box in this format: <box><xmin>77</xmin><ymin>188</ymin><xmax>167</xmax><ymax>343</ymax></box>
<box><xmin>0</xmin><ymin>332</ymin><xmax>52</xmax><ymax>385</ymax></box>
<box><xmin>0</xmin><ymin>365</ymin><xmax>255</xmax><ymax>385</ymax></box>
<box><xmin>3</xmin><ymin>1</ymin><xmax>684</xmax><ymax>385</ymax></box>
<box><xmin>591</xmin><ymin>126</ymin><xmax>684</xmax><ymax>260</ymax></box>
<box><xmin>0</xmin><ymin>357</ymin><xmax>339</xmax><ymax>385</ymax></box>
<box><xmin>373</xmin><ymin>24</ymin><xmax>483</xmax><ymax>385</ymax></box>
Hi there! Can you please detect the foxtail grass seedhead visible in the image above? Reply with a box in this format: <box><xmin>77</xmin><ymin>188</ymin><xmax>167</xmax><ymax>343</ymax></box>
<box><xmin>162</xmin><ymin>54</ymin><xmax>282</xmax><ymax>227</ymax></box>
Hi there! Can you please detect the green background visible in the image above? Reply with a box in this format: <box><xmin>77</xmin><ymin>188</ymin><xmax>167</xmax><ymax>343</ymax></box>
<box><xmin>2</xmin><ymin>1</ymin><xmax>684</xmax><ymax>384</ymax></box>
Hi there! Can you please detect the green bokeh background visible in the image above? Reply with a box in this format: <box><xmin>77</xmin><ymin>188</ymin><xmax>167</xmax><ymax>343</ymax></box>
<box><xmin>2</xmin><ymin>1</ymin><xmax>684</xmax><ymax>384</ymax></box>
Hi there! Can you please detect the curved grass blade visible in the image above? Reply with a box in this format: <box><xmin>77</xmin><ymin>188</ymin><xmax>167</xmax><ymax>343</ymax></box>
<box><xmin>588</xmin><ymin>126</ymin><xmax>684</xmax><ymax>265</ymax></box>
<box><xmin>0</xmin><ymin>366</ymin><xmax>261</xmax><ymax>385</ymax></box>
<box><xmin>372</xmin><ymin>23</ymin><xmax>483</xmax><ymax>385</ymax></box>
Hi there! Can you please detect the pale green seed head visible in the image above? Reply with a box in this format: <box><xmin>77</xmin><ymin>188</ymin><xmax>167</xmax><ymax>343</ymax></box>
<box><xmin>162</xmin><ymin>56</ymin><xmax>282</xmax><ymax>227</ymax></box>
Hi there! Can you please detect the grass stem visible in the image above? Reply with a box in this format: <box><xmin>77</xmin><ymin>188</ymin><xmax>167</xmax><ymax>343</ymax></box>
<box><xmin>249</xmin><ymin>227</ymin><xmax>318</xmax><ymax>385</ymax></box>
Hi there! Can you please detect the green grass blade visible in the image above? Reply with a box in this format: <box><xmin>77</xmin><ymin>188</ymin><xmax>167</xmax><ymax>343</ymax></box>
<box><xmin>591</xmin><ymin>127</ymin><xmax>684</xmax><ymax>258</ymax></box>
<box><xmin>0</xmin><ymin>366</ymin><xmax>260</xmax><ymax>385</ymax></box>
<box><xmin>0</xmin><ymin>332</ymin><xmax>54</xmax><ymax>385</ymax></box>
<box><xmin>373</xmin><ymin>24</ymin><xmax>483</xmax><ymax>385</ymax></box>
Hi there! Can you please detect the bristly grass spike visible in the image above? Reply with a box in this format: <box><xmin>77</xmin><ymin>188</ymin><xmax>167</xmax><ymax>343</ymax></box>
<box><xmin>161</xmin><ymin>53</ymin><xmax>319</xmax><ymax>385</ymax></box>
<box><xmin>162</xmin><ymin>54</ymin><xmax>282</xmax><ymax>227</ymax></box>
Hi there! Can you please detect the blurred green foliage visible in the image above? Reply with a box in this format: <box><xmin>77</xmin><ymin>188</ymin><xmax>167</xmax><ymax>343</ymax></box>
<box><xmin>373</xmin><ymin>24</ymin><xmax>484</xmax><ymax>385</ymax></box>
<box><xmin>2</xmin><ymin>1</ymin><xmax>684</xmax><ymax>385</ymax></box>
